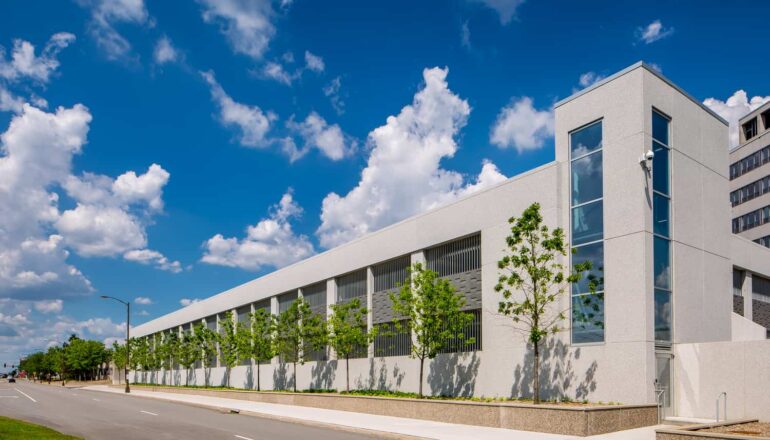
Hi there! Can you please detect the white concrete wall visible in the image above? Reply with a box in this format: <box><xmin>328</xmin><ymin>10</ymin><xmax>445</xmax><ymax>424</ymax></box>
<box><xmin>674</xmin><ymin>340</ymin><xmax>770</xmax><ymax>420</ymax></box>
<box><xmin>731</xmin><ymin>313</ymin><xmax>766</xmax><ymax>341</ymax></box>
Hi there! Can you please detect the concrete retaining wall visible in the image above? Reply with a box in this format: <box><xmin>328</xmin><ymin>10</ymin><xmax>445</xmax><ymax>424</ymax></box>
<box><xmin>674</xmin><ymin>340</ymin><xmax>770</xmax><ymax>420</ymax></box>
<box><xmin>124</xmin><ymin>385</ymin><xmax>657</xmax><ymax>436</ymax></box>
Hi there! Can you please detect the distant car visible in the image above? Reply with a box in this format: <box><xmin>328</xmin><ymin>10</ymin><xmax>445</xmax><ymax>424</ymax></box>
<box><xmin>8</xmin><ymin>377</ymin><xmax>15</xmax><ymax>383</ymax></box>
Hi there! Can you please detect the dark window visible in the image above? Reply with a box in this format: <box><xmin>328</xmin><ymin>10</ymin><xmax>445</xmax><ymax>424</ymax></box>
<box><xmin>253</xmin><ymin>298</ymin><xmax>271</xmax><ymax>313</ymax></box>
<box><xmin>373</xmin><ymin>255</ymin><xmax>410</xmax><ymax>292</ymax></box>
<box><xmin>729</xmin><ymin>146</ymin><xmax>770</xmax><ymax>180</ymax></box>
<box><xmin>570</xmin><ymin>120</ymin><xmax>602</xmax><ymax>156</ymax></box>
<box><xmin>278</xmin><ymin>290</ymin><xmax>298</xmax><ymax>314</ymax></box>
<box><xmin>236</xmin><ymin>305</ymin><xmax>251</xmax><ymax>325</ymax></box>
<box><xmin>373</xmin><ymin>320</ymin><xmax>411</xmax><ymax>357</ymax></box>
<box><xmin>733</xmin><ymin>269</ymin><xmax>745</xmax><ymax>296</ymax></box>
<box><xmin>438</xmin><ymin>309</ymin><xmax>482</xmax><ymax>353</ymax></box>
<box><xmin>336</xmin><ymin>270</ymin><xmax>367</xmax><ymax>302</ymax></box>
<box><xmin>426</xmin><ymin>234</ymin><xmax>481</xmax><ymax>277</ymax></box>
<box><xmin>743</xmin><ymin>118</ymin><xmax>758</xmax><ymax>141</ymax></box>
<box><xmin>302</xmin><ymin>282</ymin><xmax>327</xmax><ymax>316</ymax></box>
<box><xmin>762</xmin><ymin>109</ymin><xmax>770</xmax><ymax>130</ymax></box>
<box><xmin>754</xmin><ymin>275</ymin><xmax>770</xmax><ymax>297</ymax></box>
<box><xmin>570</xmin><ymin>119</ymin><xmax>605</xmax><ymax>344</ymax></box>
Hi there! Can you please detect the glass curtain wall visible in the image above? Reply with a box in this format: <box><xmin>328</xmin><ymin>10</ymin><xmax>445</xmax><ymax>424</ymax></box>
<box><xmin>570</xmin><ymin>120</ymin><xmax>605</xmax><ymax>344</ymax></box>
<box><xmin>652</xmin><ymin>110</ymin><xmax>672</xmax><ymax>342</ymax></box>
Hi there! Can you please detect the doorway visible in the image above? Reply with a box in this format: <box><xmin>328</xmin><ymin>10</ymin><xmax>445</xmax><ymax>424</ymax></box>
<box><xmin>655</xmin><ymin>351</ymin><xmax>674</xmax><ymax>418</ymax></box>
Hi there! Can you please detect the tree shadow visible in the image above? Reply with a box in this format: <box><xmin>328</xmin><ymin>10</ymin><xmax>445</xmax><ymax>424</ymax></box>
<box><xmin>204</xmin><ymin>367</ymin><xmax>212</xmax><ymax>387</ymax></box>
<box><xmin>273</xmin><ymin>362</ymin><xmax>291</xmax><ymax>390</ymax></box>
<box><xmin>511</xmin><ymin>338</ymin><xmax>598</xmax><ymax>401</ymax></box>
<box><xmin>243</xmin><ymin>364</ymin><xmax>254</xmax><ymax>390</ymax></box>
<box><xmin>358</xmin><ymin>357</ymin><xmax>405</xmax><ymax>391</ymax></box>
<box><xmin>427</xmin><ymin>351</ymin><xmax>480</xmax><ymax>397</ymax></box>
<box><xmin>310</xmin><ymin>360</ymin><xmax>336</xmax><ymax>390</ymax></box>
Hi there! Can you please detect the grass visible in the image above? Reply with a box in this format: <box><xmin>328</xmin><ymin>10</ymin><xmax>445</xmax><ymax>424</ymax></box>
<box><xmin>0</xmin><ymin>416</ymin><xmax>81</xmax><ymax>440</ymax></box>
<box><xmin>129</xmin><ymin>383</ymin><xmax>611</xmax><ymax>405</ymax></box>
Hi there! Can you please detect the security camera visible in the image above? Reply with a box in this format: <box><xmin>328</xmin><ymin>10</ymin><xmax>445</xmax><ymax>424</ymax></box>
<box><xmin>639</xmin><ymin>149</ymin><xmax>654</xmax><ymax>169</ymax></box>
<box><xmin>645</xmin><ymin>150</ymin><xmax>655</xmax><ymax>162</ymax></box>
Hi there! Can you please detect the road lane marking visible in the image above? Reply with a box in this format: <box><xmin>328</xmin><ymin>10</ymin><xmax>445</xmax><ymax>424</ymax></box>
<box><xmin>92</xmin><ymin>398</ymin><xmax>100</xmax><ymax>402</ymax></box>
<box><xmin>0</xmin><ymin>396</ymin><xmax>19</xmax><ymax>398</ymax></box>
<box><xmin>15</xmin><ymin>389</ymin><xmax>36</xmax><ymax>402</ymax></box>
<box><xmin>235</xmin><ymin>436</ymin><xmax>255</xmax><ymax>440</ymax></box>
<box><xmin>140</xmin><ymin>410</ymin><xmax>158</xmax><ymax>416</ymax></box>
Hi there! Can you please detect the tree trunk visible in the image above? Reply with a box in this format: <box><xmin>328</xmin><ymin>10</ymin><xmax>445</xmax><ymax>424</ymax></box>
<box><xmin>257</xmin><ymin>361</ymin><xmax>261</xmax><ymax>391</ymax></box>
<box><xmin>418</xmin><ymin>358</ymin><xmax>424</xmax><ymax>398</ymax></box>
<box><xmin>533</xmin><ymin>341</ymin><xmax>540</xmax><ymax>404</ymax></box>
<box><xmin>293</xmin><ymin>361</ymin><xmax>297</xmax><ymax>392</ymax></box>
<box><xmin>346</xmin><ymin>356</ymin><xmax>350</xmax><ymax>392</ymax></box>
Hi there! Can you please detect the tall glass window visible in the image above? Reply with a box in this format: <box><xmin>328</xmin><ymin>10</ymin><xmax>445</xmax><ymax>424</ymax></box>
<box><xmin>570</xmin><ymin>120</ymin><xmax>605</xmax><ymax>344</ymax></box>
<box><xmin>652</xmin><ymin>110</ymin><xmax>672</xmax><ymax>342</ymax></box>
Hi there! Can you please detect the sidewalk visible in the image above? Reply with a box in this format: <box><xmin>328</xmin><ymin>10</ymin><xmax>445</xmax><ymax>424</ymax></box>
<box><xmin>85</xmin><ymin>385</ymin><xmax>661</xmax><ymax>440</ymax></box>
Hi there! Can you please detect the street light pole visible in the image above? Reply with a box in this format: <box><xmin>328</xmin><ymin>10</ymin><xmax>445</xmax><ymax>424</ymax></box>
<box><xmin>100</xmin><ymin>295</ymin><xmax>130</xmax><ymax>393</ymax></box>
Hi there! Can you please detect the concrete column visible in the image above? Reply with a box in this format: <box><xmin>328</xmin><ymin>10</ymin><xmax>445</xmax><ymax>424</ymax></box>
<box><xmin>743</xmin><ymin>272</ymin><xmax>754</xmax><ymax>321</ymax></box>
<box><xmin>326</xmin><ymin>279</ymin><xmax>336</xmax><ymax>361</ymax></box>
<box><xmin>270</xmin><ymin>296</ymin><xmax>279</xmax><ymax>367</ymax></box>
<box><xmin>366</xmin><ymin>266</ymin><xmax>374</xmax><ymax>357</ymax></box>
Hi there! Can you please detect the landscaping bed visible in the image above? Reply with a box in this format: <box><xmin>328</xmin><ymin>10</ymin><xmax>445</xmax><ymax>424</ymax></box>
<box><xmin>657</xmin><ymin>420</ymin><xmax>770</xmax><ymax>440</ymax></box>
<box><xmin>118</xmin><ymin>384</ymin><xmax>656</xmax><ymax>436</ymax></box>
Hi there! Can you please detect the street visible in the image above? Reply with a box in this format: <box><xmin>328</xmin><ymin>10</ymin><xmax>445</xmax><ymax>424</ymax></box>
<box><xmin>0</xmin><ymin>380</ymin><xmax>382</xmax><ymax>439</ymax></box>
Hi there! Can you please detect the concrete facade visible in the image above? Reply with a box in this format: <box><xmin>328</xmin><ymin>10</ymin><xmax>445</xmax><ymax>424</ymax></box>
<box><xmin>730</xmin><ymin>101</ymin><xmax>770</xmax><ymax>247</ymax></box>
<box><xmin>132</xmin><ymin>62</ymin><xmax>770</xmax><ymax>420</ymax></box>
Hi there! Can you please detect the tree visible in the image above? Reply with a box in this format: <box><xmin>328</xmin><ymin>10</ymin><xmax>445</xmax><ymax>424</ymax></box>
<box><xmin>218</xmin><ymin>311</ymin><xmax>239</xmax><ymax>387</ymax></box>
<box><xmin>245</xmin><ymin>308</ymin><xmax>275</xmax><ymax>391</ymax></box>
<box><xmin>390</xmin><ymin>263</ymin><xmax>475</xmax><ymax>398</ymax></box>
<box><xmin>328</xmin><ymin>298</ymin><xmax>374</xmax><ymax>392</ymax></box>
<box><xmin>176</xmin><ymin>331</ymin><xmax>201</xmax><ymax>386</ymax></box>
<box><xmin>195</xmin><ymin>323</ymin><xmax>218</xmax><ymax>386</ymax></box>
<box><xmin>495</xmin><ymin>202</ymin><xmax>592</xmax><ymax>404</ymax></box>
<box><xmin>274</xmin><ymin>298</ymin><xmax>327</xmax><ymax>392</ymax></box>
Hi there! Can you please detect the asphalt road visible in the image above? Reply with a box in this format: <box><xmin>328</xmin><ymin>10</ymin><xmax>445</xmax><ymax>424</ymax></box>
<box><xmin>0</xmin><ymin>380</ymin><xmax>382</xmax><ymax>440</ymax></box>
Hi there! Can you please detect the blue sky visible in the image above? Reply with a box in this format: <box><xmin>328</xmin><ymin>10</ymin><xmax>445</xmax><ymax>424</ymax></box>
<box><xmin>1</xmin><ymin>0</ymin><xmax>769</xmax><ymax>366</ymax></box>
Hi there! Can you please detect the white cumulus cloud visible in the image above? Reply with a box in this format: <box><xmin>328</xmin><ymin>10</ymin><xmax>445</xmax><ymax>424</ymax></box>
<box><xmin>134</xmin><ymin>296</ymin><xmax>152</xmax><ymax>305</ymax></box>
<box><xmin>304</xmin><ymin>51</ymin><xmax>324</xmax><ymax>73</ymax></box>
<box><xmin>637</xmin><ymin>20</ymin><xmax>674</xmax><ymax>44</ymax></box>
<box><xmin>470</xmin><ymin>0</ymin><xmax>526</xmax><ymax>25</ymax></box>
<box><xmin>198</xmin><ymin>0</ymin><xmax>275</xmax><ymax>60</ymax></box>
<box><xmin>703</xmin><ymin>90</ymin><xmax>770</xmax><ymax>148</ymax></box>
<box><xmin>323</xmin><ymin>76</ymin><xmax>344</xmax><ymax>115</ymax></box>
<box><xmin>180</xmin><ymin>298</ymin><xmax>201</xmax><ymax>307</ymax></box>
<box><xmin>153</xmin><ymin>36</ymin><xmax>179</xmax><ymax>65</ymax></box>
<box><xmin>261</xmin><ymin>61</ymin><xmax>294</xmax><ymax>85</ymax></box>
<box><xmin>76</xmin><ymin>0</ymin><xmax>149</xmax><ymax>60</ymax></box>
<box><xmin>490</xmin><ymin>97</ymin><xmax>553</xmax><ymax>152</ymax></box>
<box><xmin>0</xmin><ymin>33</ymin><xmax>76</xmax><ymax>84</ymax></box>
<box><xmin>283</xmin><ymin>112</ymin><xmax>355</xmax><ymax>162</ymax></box>
<box><xmin>316</xmin><ymin>67</ymin><xmax>507</xmax><ymax>248</ymax></box>
<box><xmin>201</xmin><ymin>70</ymin><xmax>276</xmax><ymax>148</ymax></box>
<box><xmin>202</xmin><ymin>190</ymin><xmax>315</xmax><ymax>271</ymax></box>
<box><xmin>124</xmin><ymin>249</ymin><xmax>182</xmax><ymax>273</ymax></box>
<box><xmin>34</xmin><ymin>299</ymin><xmax>63</xmax><ymax>314</ymax></box>
<box><xmin>578</xmin><ymin>71</ymin><xmax>605</xmax><ymax>88</ymax></box>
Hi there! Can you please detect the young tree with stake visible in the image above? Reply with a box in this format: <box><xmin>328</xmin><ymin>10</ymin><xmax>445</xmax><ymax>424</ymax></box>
<box><xmin>495</xmin><ymin>202</ymin><xmax>594</xmax><ymax>404</ymax></box>
<box><xmin>274</xmin><ymin>298</ymin><xmax>326</xmax><ymax>392</ymax></box>
<box><xmin>328</xmin><ymin>297</ymin><xmax>374</xmax><ymax>392</ymax></box>
<box><xmin>390</xmin><ymin>263</ymin><xmax>475</xmax><ymax>398</ymax></box>
<box><xmin>218</xmin><ymin>311</ymin><xmax>239</xmax><ymax>387</ymax></box>
<box><xmin>176</xmin><ymin>331</ymin><xmax>200</xmax><ymax>386</ymax></box>
<box><xmin>246</xmin><ymin>308</ymin><xmax>276</xmax><ymax>391</ymax></box>
<box><xmin>194</xmin><ymin>323</ymin><xmax>218</xmax><ymax>387</ymax></box>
